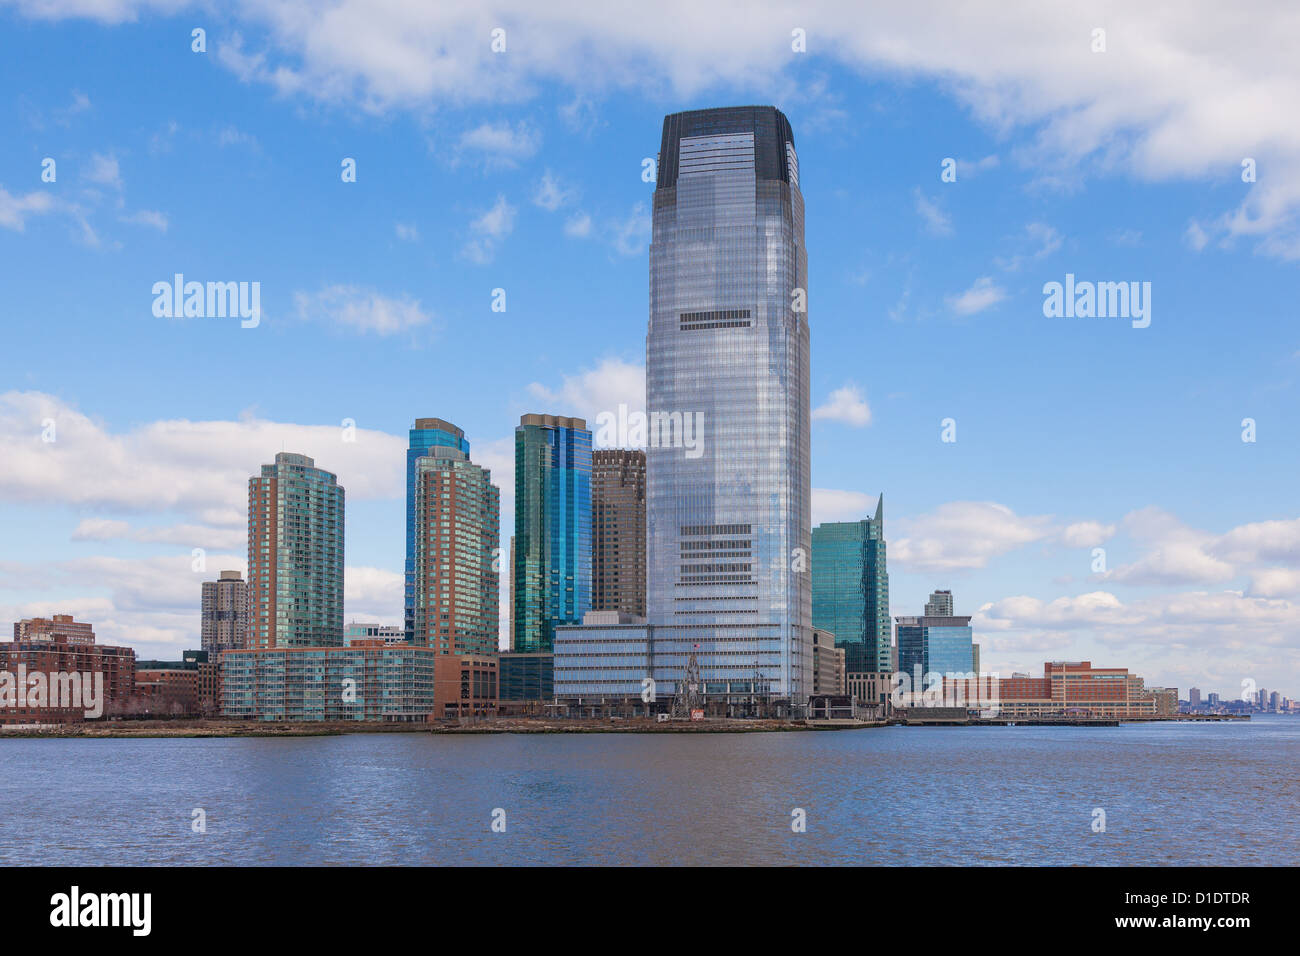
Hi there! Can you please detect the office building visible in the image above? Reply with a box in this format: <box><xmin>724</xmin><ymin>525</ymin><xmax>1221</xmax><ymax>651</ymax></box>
<box><xmin>246</xmin><ymin>452</ymin><xmax>345</xmax><ymax>649</ymax></box>
<box><xmin>498</xmin><ymin>651</ymin><xmax>555</xmax><ymax>710</ymax></box>
<box><xmin>592</xmin><ymin>448</ymin><xmax>647</xmax><ymax>618</ymax></box>
<box><xmin>897</xmin><ymin>592</ymin><xmax>975</xmax><ymax>682</ymax></box>
<box><xmin>404</xmin><ymin>418</ymin><xmax>471</xmax><ymax>642</ymax></box>
<box><xmin>512</xmin><ymin>414</ymin><xmax>592</xmax><ymax>652</ymax></box>
<box><xmin>201</xmin><ymin>570</ymin><xmax>246</xmax><ymax>658</ymax></box>
<box><xmin>924</xmin><ymin>589</ymin><xmax>954</xmax><ymax>616</ymax></box>
<box><xmin>344</xmin><ymin>622</ymin><xmax>405</xmax><ymax>646</ymax></box>
<box><xmin>411</xmin><ymin>442</ymin><xmax>500</xmax><ymax>656</ymax></box>
<box><xmin>811</xmin><ymin>496</ymin><xmax>890</xmax><ymax>674</ymax></box>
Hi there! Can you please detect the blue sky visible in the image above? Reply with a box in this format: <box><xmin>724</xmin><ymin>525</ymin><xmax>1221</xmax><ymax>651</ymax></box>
<box><xmin>2</xmin><ymin>1</ymin><xmax>1298</xmax><ymax>699</ymax></box>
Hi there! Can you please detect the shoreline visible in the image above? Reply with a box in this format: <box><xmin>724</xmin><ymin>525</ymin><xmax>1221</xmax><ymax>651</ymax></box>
<box><xmin>0</xmin><ymin>713</ymin><xmax>1252</xmax><ymax>739</ymax></box>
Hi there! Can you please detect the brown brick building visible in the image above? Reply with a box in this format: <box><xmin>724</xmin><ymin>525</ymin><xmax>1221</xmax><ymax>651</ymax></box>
<box><xmin>591</xmin><ymin>449</ymin><xmax>646</xmax><ymax>618</ymax></box>
<box><xmin>0</xmin><ymin>629</ymin><xmax>136</xmax><ymax>724</ymax></box>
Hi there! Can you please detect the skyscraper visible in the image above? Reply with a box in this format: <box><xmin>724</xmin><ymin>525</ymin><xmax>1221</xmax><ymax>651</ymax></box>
<box><xmin>246</xmin><ymin>452</ymin><xmax>344</xmax><ymax>649</ymax></box>
<box><xmin>646</xmin><ymin>105</ymin><xmax>812</xmax><ymax>707</ymax></box>
<box><xmin>411</xmin><ymin>442</ymin><xmax>500</xmax><ymax>656</ymax></box>
<box><xmin>811</xmin><ymin>496</ymin><xmax>890</xmax><ymax>674</ymax></box>
<box><xmin>592</xmin><ymin>448</ymin><xmax>646</xmax><ymax>618</ymax></box>
<box><xmin>513</xmin><ymin>414</ymin><xmax>592</xmax><ymax>652</ymax></box>
<box><xmin>201</xmin><ymin>569</ymin><xmax>247</xmax><ymax>658</ymax></box>
<box><xmin>405</xmin><ymin>418</ymin><xmax>471</xmax><ymax>643</ymax></box>
<box><xmin>924</xmin><ymin>589</ymin><xmax>954</xmax><ymax>616</ymax></box>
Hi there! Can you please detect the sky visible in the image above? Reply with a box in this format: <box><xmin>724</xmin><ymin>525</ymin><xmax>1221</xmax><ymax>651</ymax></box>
<box><xmin>1</xmin><ymin>1</ymin><xmax>1298</xmax><ymax>699</ymax></box>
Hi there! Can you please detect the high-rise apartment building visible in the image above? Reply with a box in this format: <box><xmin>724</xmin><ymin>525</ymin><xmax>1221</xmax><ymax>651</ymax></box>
<box><xmin>246</xmin><ymin>452</ymin><xmax>344</xmax><ymax>649</ymax></box>
<box><xmin>201</xmin><ymin>570</ymin><xmax>247</xmax><ymax>658</ymax></box>
<box><xmin>405</xmin><ymin>419</ymin><xmax>471</xmax><ymax>643</ymax></box>
<box><xmin>411</xmin><ymin>443</ymin><xmax>500</xmax><ymax>656</ymax></box>
<box><xmin>645</xmin><ymin>105</ymin><xmax>812</xmax><ymax>707</ymax></box>
<box><xmin>811</xmin><ymin>496</ymin><xmax>890</xmax><ymax>674</ymax></box>
<box><xmin>512</xmin><ymin>414</ymin><xmax>592</xmax><ymax>652</ymax></box>
<box><xmin>592</xmin><ymin>449</ymin><xmax>646</xmax><ymax>618</ymax></box>
<box><xmin>12</xmin><ymin>614</ymin><xmax>95</xmax><ymax>646</ymax></box>
<box><xmin>924</xmin><ymin>589</ymin><xmax>954</xmax><ymax>616</ymax></box>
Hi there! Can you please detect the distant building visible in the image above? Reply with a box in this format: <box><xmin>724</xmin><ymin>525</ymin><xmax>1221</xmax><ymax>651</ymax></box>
<box><xmin>133</xmin><ymin>650</ymin><xmax>220</xmax><ymax>717</ymax></box>
<box><xmin>811</xmin><ymin>496</ymin><xmax>890</xmax><ymax>674</ymax></box>
<box><xmin>411</xmin><ymin>440</ymin><xmax>500</xmax><ymax>656</ymax></box>
<box><xmin>846</xmin><ymin>671</ymin><xmax>893</xmax><ymax>711</ymax></box>
<box><xmin>591</xmin><ymin>449</ymin><xmax>646</xmax><ymax>618</ymax></box>
<box><xmin>13</xmin><ymin>614</ymin><xmax>95</xmax><ymax>646</ymax></box>
<box><xmin>1189</xmin><ymin>687</ymin><xmax>1202</xmax><ymax>708</ymax></box>
<box><xmin>944</xmin><ymin>661</ymin><xmax>1158</xmax><ymax>718</ymax></box>
<box><xmin>344</xmin><ymin>622</ymin><xmax>405</xmax><ymax>646</ymax></box>
<box><xmin>498</xmin><ymin>652</ymin><xmax>554</xmax><ymax>711</ymax></box>
<box><xmin>201</xmin><ymin>570</ymin><xmax>246</xmax><ymax>659</ymax></box>
<box><xmin>897</xmin><ymin>594</ymin><xmax>975</xmax><ymax>683</ymax></box>
<box><xmin>223</xmin><ymin>642</ymin><xmax>442</xmax><ymax>721</ymax></box>
<box><xmin>247</xmin><ymin>453</ymin><xmax>344</xmax><ymax>649</ymax></box>
<box><xmin>1148</xmin><ymin>686</ymin><xmax>1179</xmax><ymax>715</ymax></box>
<box><xmin>811</xmin><ymin>628</ymin><xmax>845</xmax><ymax>695</ymax></box>
<box><xmin>513</xmin><ymin>414</ymin><xmax>592</xmax><ymax>652</ymax></box>
<box><xmin>433</xmin><ymin>654</ymin><xmax>498</xmax><ymax>719</ymax></box>
<box><xmin>1</xmin><ymin>624</ymin><xmax>135</xmax><ymax>723</ymax></box>
<box><xmin>404</xmin><ymin>418</ymin><xmax>472</xmax><ymax>642</ymax></box>
<box><xmin>924</xmin><ymin>590</ymin><xmax>954</xmax><ymax>616</ymax></box>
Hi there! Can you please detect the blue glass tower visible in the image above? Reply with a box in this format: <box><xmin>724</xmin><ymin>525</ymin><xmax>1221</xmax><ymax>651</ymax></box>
<box><xmin>405</xmin><ymin>418</ymin><xmax>470</xmax><ymax>643</ymax></box>
<box><xmin>513</xmin><ymin>414</ymin><xmax>592</xmax><ymax>652</ymax></box>
<box><xmin>811</xmin><ymin>495</ymin><xmax>890</xmax><ymax>673</ymax></box>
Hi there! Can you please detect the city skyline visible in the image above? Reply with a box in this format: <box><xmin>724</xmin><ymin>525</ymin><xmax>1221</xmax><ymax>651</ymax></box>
<box><xmin>2</xmin><ymin>5</ymin><xmax>1298</xmax><ymax>700</ymax></box>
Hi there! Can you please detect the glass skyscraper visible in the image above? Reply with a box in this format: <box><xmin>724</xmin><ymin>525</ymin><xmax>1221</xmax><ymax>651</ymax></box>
<box><xmin>646</xmin><ymin>106</ymin><xmax>812</xmax><ymax>706</ymax></box>
<box><xmin>405</xmin><ymin>419</ymin><xmax>470</xmax><ymax>643</ymax></box>
<box><xmin>811</xmin><ymin>495</ymin><xmax>890</xmax><ymax>674</ymax></box>
<box><xmin>896</xmin><ymin>588</ymin><xmax>976</xmax><ymax>682</ymax></box>
<box><xmin>512</xmin><ymin>414</ymin><xmax>592</xmax><ymax>652</ymax></box>
<box><xmin>246</xmin><ymin>452</ymin><xmax>344</xmax><ymax>648</ymax></box>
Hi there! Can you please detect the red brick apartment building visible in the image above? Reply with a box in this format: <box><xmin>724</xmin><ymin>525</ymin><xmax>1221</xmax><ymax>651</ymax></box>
<box><xmin>0</xmin><ymin>623</ymin><xmax>136</xmax><ymax>724</ymax></box>
<box><xmin>945</xmin><ymin>661</ymin><xmax>1159</xmax><ymax>718</ymax></box>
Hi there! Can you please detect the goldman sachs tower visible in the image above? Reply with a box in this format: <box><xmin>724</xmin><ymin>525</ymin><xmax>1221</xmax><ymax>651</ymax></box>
<box><xmin>646</xmin><ymin>106</ymin><xmax>813</xmax><ymax>709</ymax></box>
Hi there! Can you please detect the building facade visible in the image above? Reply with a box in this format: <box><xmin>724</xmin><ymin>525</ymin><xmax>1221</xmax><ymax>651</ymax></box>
<box><xmin>411</xmin><ymin>444</ymin><xmax>500</xmax><ymax>656</ymax></box>
<box><xmin>0</xmin><ymin>630</ymin><xmax>135</xmax><ymax>724</ymax></box>
<box><xmin>924</xmin><ymin>589</ymin><xmax>954</xmax><ymax>616</ymax></box>
<box><xmin>222</xmin><ymin>641</ymin><xmax>440</xmax><ymax>721</ymax></box>
<box><xmin>201</xmin><ymin>570</ymin><xmax>246</xmax><ymax>659</ymax></box>
<box><xmin>344</xmin><ymin>622</ymin><xmax>405</xmax><ymax>645</ymax></box>
<box><xmin>512</xmin><ymin>414</ymin><xmax>592</xmax><ymax>652</ymax></box>
<box><xmin>896</xmin><ymin>613</ymin><xmax>976</xmax><ymax>683</ymax></box>
<box><xmin>942</xmin><ymin>661</ymin><xmax>1160</xmax><ymax>718</ymax></box>
<box><xmin>13</xmin><ymin>614</ymin><xmax>96</xmax><ymax>646</ymax></box>
<box><xmin>644</xmin><ymin>105</ymin><xmax>813</xmax><ymax>709</ymax></box>
<box><xmin>404</xmin><ymin>418</ymin><xmax>471</xmax><ymax>642</ymax></box>
<box><xmin>246</xmin><ymin>452</ymin><xmax>345</xmax><ymax>649</ymax></box>
<box><xmin>811</xmin><ymin>496</ymin><xmax>890</xmax><ymax>674</ymax></box>
<box><xmin>592</xmin><ymin>448</ymin><xmax>647</xmax><ymax>618</ymax></box>
<box><xmin>498</xmin><ymin>651</ymin><xmax>555</xmax><ymax>709</ymax></box>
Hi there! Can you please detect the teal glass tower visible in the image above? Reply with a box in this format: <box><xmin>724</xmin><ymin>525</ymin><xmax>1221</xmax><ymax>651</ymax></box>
<box><xmin>405</xmin><ymin>419</ymin><xmax>470</xmax><ymax>643</ymax></box>
<box><xmin>512</xmin><ymin>414</ymin><xmax>592</xmax><ymax>652</ymax></box>
<box><xmin>811</xmin><ymin>495</ymin><xmax>891</xmax><ymax>673</ymax></box>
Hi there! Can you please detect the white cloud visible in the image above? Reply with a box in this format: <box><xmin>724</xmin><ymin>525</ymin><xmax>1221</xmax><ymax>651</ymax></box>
<box><xmin>85</xmin><ymin>151</ymin><xmax>122</xmax><ymax>189</ymax></box>
<box><xmin>527</xmin><ymin>357</ymin><xmax>645</xmax><ymax>426</ymax></box>
<box><xmin>462</xmin><ymin>193</ymin><xmax>516</xmax><ymax>263</ymax></box>
<box><xmin>0</xmin><ymin>391</ymin><xmax>405</xmax><ymax>520</ymax></box>
<box><xmin>611</xmin><ymin>202</ymin><xmax>650</xmax><ymax>257</ymax></box>
<box><xmin>294</xmin><ymin>285</ymin><xmax>433</xmax><ymax>336</ymax></box>
<box><xmin>913</xmin><ymin>188</ymin><xmax>952</xmax><ymax>236</ymax></box>
<box><xmin>119</xmin><ymin>208</ymin><xmax>168</xmax><ymax>231</ymax></box>
<box><xmin>456</xmin><ymin>121</ymin><xmax>540</xmax><ymax>168</ymax></box>
<box><xmin>1185</xmin><ymin>219</ymin><xmax>1210</xmax><ymax>251</ymax></box>
<box><xmin>1060</xmin><ymin>520</ymin><xmax>1115</xmax><ymax>549</ymax></box>
<box><xmin>564</xmin><ymin>211</ymin><xmax>593</xmax><ymax>238</ymax></box>
<box><xmin>812</xmin><ymin>385</ymin><xmax>872</xmax><ymax>427</ymax></box>
<box><xmin>0</xmin><ymin>187</ymin><xmax>56</xmax><ymax>231</ymax></box>
<box><xmin>812</xmin><ymin>489</ymin><xmax>877</xmax><ymax>525</ymax></box>
<box><xmin>894</xmin><ymin>501</ymin><xmax>1054</xmax><ymax>572</ymax></box>
<box><xmin>394</xmin><ymin>222</ymin><xmax>419</xmax><ymax>241</ymax></box>
<box><xmin>533</xmin><ymin>169</ymin><xmax>574</xmax><ymax>211</ymax></box>
<box><xmin>947</xmin><ymin>276</ymin><xmax>1006</xmax><ymax>316</ymax></box>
